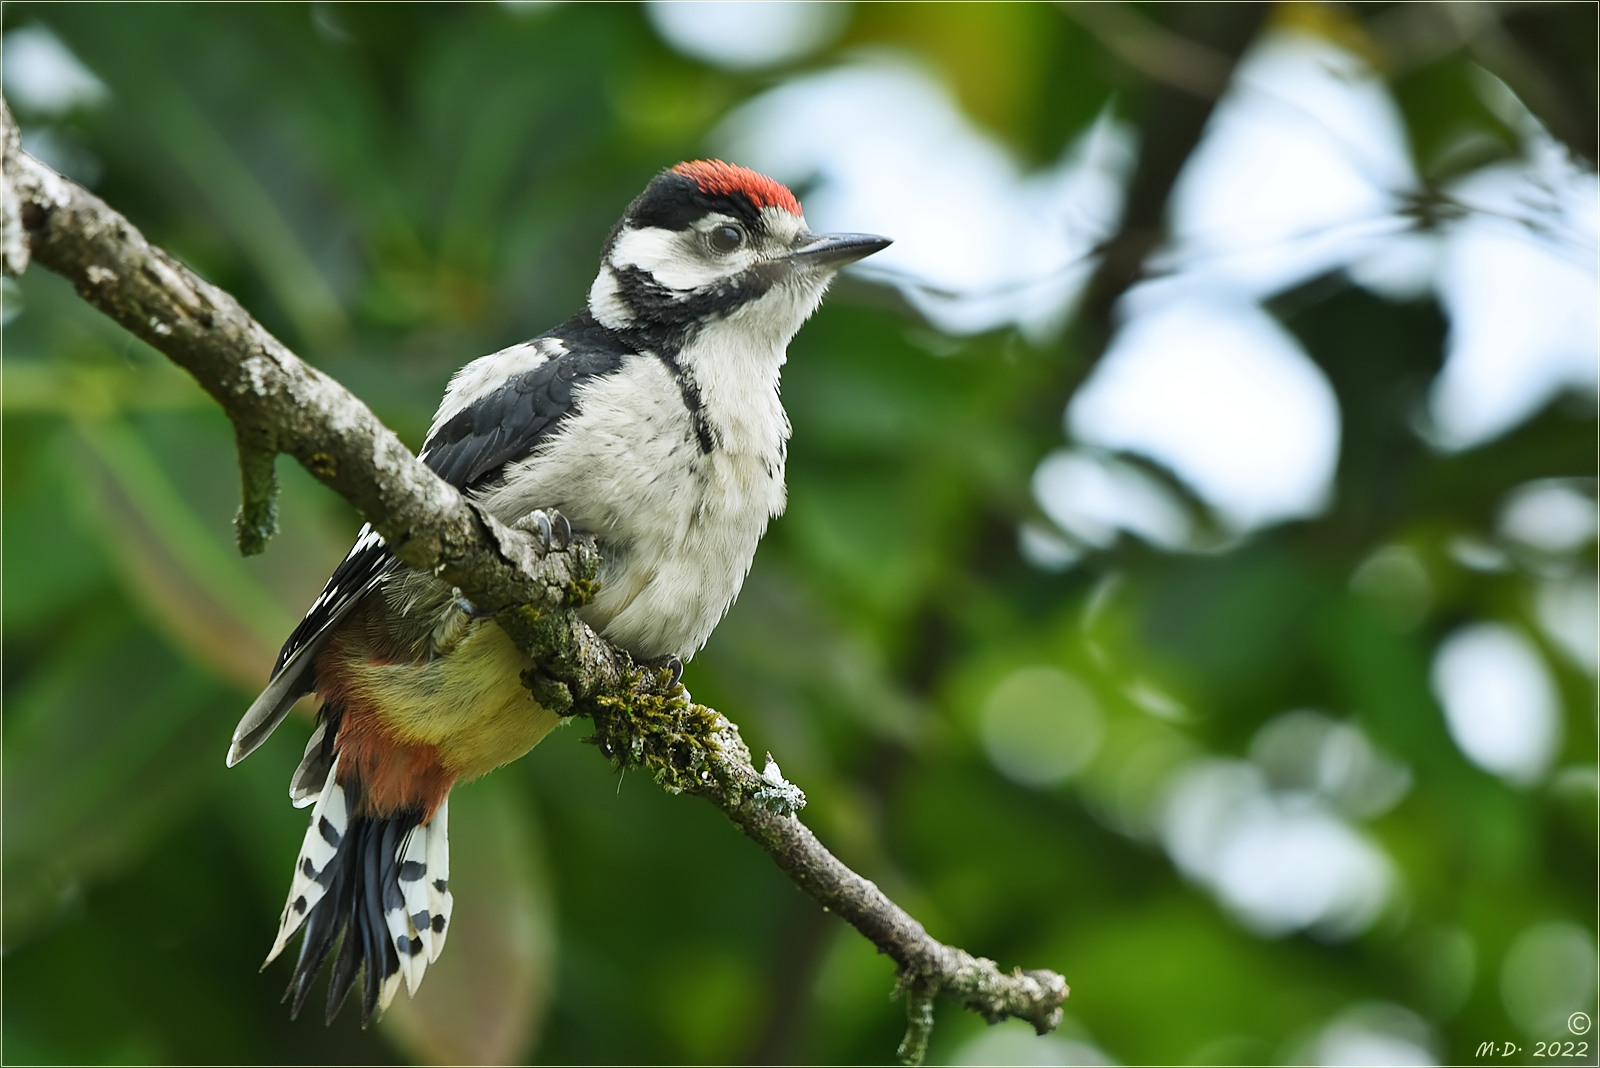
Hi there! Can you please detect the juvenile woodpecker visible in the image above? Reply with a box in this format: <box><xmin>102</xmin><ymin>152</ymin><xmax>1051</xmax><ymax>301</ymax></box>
<box><xmin>226</xmin><ymin>161</ymin><xmax>889</xmax><ymax>1025</ymax></box>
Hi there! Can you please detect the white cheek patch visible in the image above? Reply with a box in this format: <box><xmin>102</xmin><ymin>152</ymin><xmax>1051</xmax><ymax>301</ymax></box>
<box><xmin>609</xmin><ymin>226</ymin><xmax>678</xmax><ymax>274</ymax></box>
<box><xmin>611</xmin><ymin>224</ymin><xmax>748</xmax><ymax>292</ymax></box>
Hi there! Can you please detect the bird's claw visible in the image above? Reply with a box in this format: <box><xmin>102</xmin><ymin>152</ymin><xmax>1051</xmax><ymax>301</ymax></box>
<box><xmin>514</xmin><ymin>508</ymin><xmax>571</xmax><ymax>553</ymax></box>
<box><xmin>646</xmin><ymin>654</ymin><xmax>685</xmax><ymax>693</ymax></box>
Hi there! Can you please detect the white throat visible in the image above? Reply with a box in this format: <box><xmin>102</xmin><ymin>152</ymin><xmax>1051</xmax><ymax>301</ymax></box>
<box><xmin>680</xmin><ymin>309</ymin><xmax>793</xmax><ymax>459</ymax></box>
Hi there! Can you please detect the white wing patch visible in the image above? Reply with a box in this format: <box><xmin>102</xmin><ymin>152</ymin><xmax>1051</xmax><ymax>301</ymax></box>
<box><xmin>428</xmin><ymin>338</ymin><xmax>563</xmax><ymax>436</ymax></box>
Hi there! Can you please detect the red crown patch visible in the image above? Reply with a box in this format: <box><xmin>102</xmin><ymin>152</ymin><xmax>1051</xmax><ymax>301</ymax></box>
<box><xmin>671</xmin><ymin>160</ymin><xmax>802</xmax><ymax>216</ymax></box>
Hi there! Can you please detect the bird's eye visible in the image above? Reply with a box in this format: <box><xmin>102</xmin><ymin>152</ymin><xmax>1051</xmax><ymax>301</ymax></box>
<box><xmin>708</xmin><ymin>224</ymin><xmax>746</xmax><ymax>254</ymax></box>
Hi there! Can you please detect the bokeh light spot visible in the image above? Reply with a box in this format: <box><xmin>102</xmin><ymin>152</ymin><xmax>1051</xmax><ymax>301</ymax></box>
<box><xmin>1</xmin><ymin>25</ymin><xmax>108</xmax><ymax>117</ymax></box>
<box><xmin>1498</xmin><ymin>480</ymin><xmax>1598</xmax><ymax>557</ymax></box>
<box><xmin>1499</xmin><ymin>921</ymin><xmax>1597</xmax><ymax>1038</ymax></box>
<box><xmin>1431</xmin><ymin>623</ymin><xmax>1561</xmax><ymax>784</ymax></box>
<box><xmin>981</xmin><ymin>666</ymin><xmax>1104</xmax><ymax>788</ymax></box>
<box><xmin>645</xmin><ymin>1</ymin><xmax>848</xmax><ymax>71</ymax></box>
<box><xmin>1350</xmin><ymin>545</ymin><xmax>1434</xmax><ymax>630</ymax></box>
<box><xmin>1068</xmin><ymin>295</ymin><xmax>1341</xmax><ymax>533</ymax></box>
<box><xmin>1295</xmin><ymin>1002</ymin><xmax>1439</xmax><ymax>1067</ymax></box>
<box><xmin>1161</xmin><ymin>760</ymin><xmax>1394</xmax><ymax>939</ymax></box>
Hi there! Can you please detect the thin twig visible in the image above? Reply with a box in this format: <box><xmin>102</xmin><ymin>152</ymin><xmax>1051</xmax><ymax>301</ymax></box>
<box><xmin>897</xmin><ymin>973</ymin><xmax>938</xmax><ymax>1066</ymax></box>
<box><xmin>234</xmin><ymin>422</ymin><xmax>280</xmax><ymax>556</ymax></box>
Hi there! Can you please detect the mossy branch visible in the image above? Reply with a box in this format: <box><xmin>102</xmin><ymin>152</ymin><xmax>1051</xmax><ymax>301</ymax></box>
<box><xmin>2</xmin><ymin>95</ymin><xmax>1068</xmax><ymax>1063</ymax></box>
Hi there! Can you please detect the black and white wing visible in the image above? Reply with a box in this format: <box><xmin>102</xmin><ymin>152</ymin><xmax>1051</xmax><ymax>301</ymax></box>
<box><xmin>226</xmin><ymin>523</ymin><xmax>397</xmax><ymax>767</ymax></box>
<box><xmin>418</xmin><ymin>322</ymin><xmax>626</xmax><ymax>490</ymax></box>
<box><xmin>226</xmin><ymin>318</ymin><xmax>629</xmax><ymax>768</ymax></box>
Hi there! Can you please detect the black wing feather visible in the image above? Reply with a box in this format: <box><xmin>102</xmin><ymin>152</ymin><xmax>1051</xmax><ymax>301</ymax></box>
<box><xmin>271</xmin><ymin>529</ymin><xmax>398</xmax><ymax>677</ymax></box>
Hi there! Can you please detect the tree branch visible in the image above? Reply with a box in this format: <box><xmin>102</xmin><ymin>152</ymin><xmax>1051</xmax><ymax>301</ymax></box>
<box><xmin>2</xmin><ymin>98</ymin><xmax>1066</xmax><ymax>1063</ymax></box>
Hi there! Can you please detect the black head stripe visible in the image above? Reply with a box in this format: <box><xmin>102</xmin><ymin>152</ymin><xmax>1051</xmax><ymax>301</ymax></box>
<box><xmin>610</xmin><ymin>264</ymin><xmax>775</xmax><ymax>340</ymax></box>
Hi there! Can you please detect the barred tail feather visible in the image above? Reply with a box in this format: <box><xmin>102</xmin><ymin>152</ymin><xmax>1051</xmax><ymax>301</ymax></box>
<box><xmin>394</xmin><ymin>820</ymin><xmax>432</xmax><ymax>990</ymax></box>
<box><xmin>265</xmin><ymin>756</ymin><xmax>348</xmax><ymax>964</ymax></box>
<box><xmin>267</xmin><ymin>757</ymin><xmax>454</xmax><ymax>1026</ymax></box>
<box><xmin>423</xmin><ymin>798</ymin><xmax>454</xmax><ymax>964</ymax></box>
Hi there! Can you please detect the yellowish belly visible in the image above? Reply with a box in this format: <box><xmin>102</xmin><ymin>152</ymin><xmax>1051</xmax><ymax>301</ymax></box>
<box><xmin>342</xmin><ymin>622</ymin><xmax>564</xmax><ymax>782</ymax></box>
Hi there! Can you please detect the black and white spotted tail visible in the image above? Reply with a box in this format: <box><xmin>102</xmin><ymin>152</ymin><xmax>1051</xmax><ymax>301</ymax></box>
<box><xmin>265</xmin><ymin>755</ymin><xmax>453</xmax><ymax>1026</ymax></box>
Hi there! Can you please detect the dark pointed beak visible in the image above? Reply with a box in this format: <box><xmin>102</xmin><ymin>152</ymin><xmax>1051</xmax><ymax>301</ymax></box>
<box><xmin>787</xmin><ymin>232</ymin><xmax>893</xmax><ymax>268</ymax></box>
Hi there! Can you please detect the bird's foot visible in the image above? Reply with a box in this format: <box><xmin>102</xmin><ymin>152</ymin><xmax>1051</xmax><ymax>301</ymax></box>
<box><xmin>648</xmin><ymin>654</ymin><xmax>686</xmax><ymax>697</ymax></box>
<box><xmin>453</xmin><ymin>509</ymin><xmax>571</xmax><ymax>621</ymax></box>
<box><xmin>512</xmin><ymin>508</ymin><xmax>571</xmax><ymax>553</ymax></box>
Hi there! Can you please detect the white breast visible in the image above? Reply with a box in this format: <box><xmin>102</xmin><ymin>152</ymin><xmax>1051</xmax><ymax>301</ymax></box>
<box><xmin>473</xmin><ymin>350</ymin><xmax>789</xmax><ymax>659</ymax></box>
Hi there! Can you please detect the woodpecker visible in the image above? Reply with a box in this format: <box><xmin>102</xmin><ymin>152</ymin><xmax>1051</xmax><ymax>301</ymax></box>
<box><xmin>226</xmin><ymin>161</ymin><xmax>889</xmax><ymax>1025</ymax></box>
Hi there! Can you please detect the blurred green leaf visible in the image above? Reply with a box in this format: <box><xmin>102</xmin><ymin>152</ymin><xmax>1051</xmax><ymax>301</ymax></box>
<box><xmin>4</xmin><ymin>608</ymin><xmax>225</xmax><ymax>946</ymax></box>
<box><xmin>71</xmin><ymin>412</ymin><xmax>293</xmax><ymax>686</ymax></box>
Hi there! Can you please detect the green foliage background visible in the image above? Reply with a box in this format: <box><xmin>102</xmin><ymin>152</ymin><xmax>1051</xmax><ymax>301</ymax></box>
<box><xmin>3</xmin><ymin>4</ymin><xmax>1595</xmax><ymax>1065</ymax></box>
